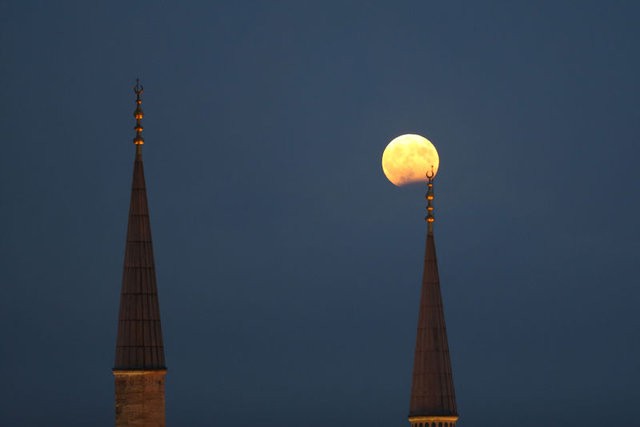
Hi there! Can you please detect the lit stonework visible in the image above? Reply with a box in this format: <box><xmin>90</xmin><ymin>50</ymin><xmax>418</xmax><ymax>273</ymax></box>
<box><xmin>409</xmin><ymin>416</ymin><xmax>459</xmax><ymax>427</ymax></box>
<box><xmin>114</xmin><ymin>371</ymin><xmax>166</xmax><ymax>426</ymax></box>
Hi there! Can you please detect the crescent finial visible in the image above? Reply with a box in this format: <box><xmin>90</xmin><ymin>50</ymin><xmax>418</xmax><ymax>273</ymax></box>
<box><xmin>426</xmin><ymin>165</ymin><xmax>435</xmax><ymax>181</ymax></box>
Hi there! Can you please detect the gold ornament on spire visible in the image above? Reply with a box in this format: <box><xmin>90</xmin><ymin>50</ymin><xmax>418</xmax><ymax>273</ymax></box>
<box><xmin>425</xmin><ymin>167</ymin><xmax>435</xmax><ymax>234</ymax></box>
<box><xmin>133</xmin><ymin>79</ymin><xmax>144</xmax><ymax>148</ymax></box>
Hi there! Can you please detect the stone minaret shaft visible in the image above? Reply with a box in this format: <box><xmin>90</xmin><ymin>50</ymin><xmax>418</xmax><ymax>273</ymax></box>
<box><xmin>409</xmin><ymin>174</ymin><xmax>458</xmax><ymax>427</ymax></box>
<box><xmin>114</xmin><ymin>80</ymin><xmax>167</xmax><ymax>427</ymax></box>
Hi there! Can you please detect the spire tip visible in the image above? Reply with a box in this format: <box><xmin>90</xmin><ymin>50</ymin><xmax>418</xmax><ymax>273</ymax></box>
<box><xmin>133</xmin><ymin>79</ymin><xmax>144</xmax><ymax>147</ymax></box>
<box><xmin>134</xmin><ymin>78</ymin><xmax>144</xmax><ymax>96</ymax></box>
<box><xmin>425</xmin><ymin>167</ymin><xmax>435</xmax><ymax>233</ymax></box>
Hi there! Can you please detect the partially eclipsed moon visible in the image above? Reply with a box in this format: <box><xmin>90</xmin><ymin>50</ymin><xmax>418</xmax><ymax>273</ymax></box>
<box><xmin>382</xmin><ymin>134</ymin><xmax>439</xmax><ymax>186</ymax></box>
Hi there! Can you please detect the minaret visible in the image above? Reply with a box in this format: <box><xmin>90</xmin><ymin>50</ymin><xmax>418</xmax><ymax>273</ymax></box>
<box><xmin>113</xmin><ymin>80</ymin><xmax>167</xmax><ymax>427</ymax></box>
<box><xmin>408</xmin><ymin>170</ymin><xmax>458</xmax><ymax>427</ymax></box>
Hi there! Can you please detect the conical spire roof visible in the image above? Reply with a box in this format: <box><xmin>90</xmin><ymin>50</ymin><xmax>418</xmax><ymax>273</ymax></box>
<box><xmin>409</xmin><ymin>178</ymin><xmax>457</xmax><ymax>418</ymax></box>
<box><xmin>114</xmin><ymin>81</ymin><xmax>165</xmax><ymax>370</ymax></box>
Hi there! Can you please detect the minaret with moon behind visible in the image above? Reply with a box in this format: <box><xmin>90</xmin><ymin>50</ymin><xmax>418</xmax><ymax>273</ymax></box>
<box><xmin>382</xmin><ymin>135</ymin><xmax>458</xmax><ymax>427</ymax></box>
<box><xmin>113</xmin><ymin>80</ymin><xmax>167</xmax><ymax>426</ymax></box>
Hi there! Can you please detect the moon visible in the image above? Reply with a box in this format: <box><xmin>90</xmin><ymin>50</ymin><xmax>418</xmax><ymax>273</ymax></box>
<box><xmin>382</xmin><ymin>134</ymin><xmax>440</xmax><ymax>186</ymax></box>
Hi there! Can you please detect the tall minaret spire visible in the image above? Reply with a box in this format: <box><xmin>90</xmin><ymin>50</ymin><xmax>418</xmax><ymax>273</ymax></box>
<box><xmin>408</xmin><ymin>171</ymin><xmax>458</xmax><ymax>427</ymax></box>
<box><xmin>113</xmin><ymin>81</ymin><xmax>167</xmax><ymax>427</ymax></box>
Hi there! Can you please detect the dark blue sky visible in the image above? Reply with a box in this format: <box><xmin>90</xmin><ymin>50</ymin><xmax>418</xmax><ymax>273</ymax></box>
<box><xmin>1</xmin><ymin>1</ymin><xmax>639</xmax><ymax>426</ymax></box>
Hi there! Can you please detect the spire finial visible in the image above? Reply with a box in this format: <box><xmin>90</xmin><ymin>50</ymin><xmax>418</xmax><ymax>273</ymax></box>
<box><xmin>133</xmin><ymin>79</ymin><xmax>144</xmax><ymax>150</ymax></box>
<box><xmin>425</xmin><ymin>166</ymin><xmax>435</xmax><ymax>234</ymax></box>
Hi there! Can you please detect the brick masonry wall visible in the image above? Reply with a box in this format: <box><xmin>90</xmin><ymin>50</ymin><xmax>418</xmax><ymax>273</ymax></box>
<box><xmin>114</xmin><ymin>370</ymin><xmax>166</xmax><ymax>427</ymax></box>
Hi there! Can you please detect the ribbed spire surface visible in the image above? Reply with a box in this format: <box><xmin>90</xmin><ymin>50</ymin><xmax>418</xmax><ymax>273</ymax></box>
<box><xmin>409</xmin><ymin>232</ymin><xmax>457</xmax><ymax>416</ymax></box>
<box><xmin>114</xmin><ymin>82</ymin><xmax>165</xmax><ymax>370</ymax></box>
<box><xmin>409</xmin><ymin>178</ymin><xmax>457</xmax><ymax>419</ymax></box>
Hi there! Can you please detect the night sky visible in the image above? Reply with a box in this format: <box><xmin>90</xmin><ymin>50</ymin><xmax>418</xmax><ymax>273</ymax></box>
<box><xmin>2</xmin><ymin>1</ymin><xmax>639</xmax><ymax>426</ymax></box>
